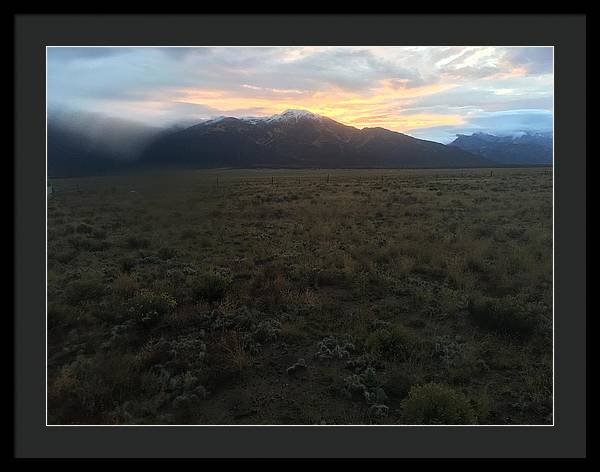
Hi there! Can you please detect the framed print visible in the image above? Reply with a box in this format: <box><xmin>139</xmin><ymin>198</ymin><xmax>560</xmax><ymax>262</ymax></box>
<box><xmin>14</xmin><ymin>13</ymin><xmax>586</xmax><ymax>458</ymax></box>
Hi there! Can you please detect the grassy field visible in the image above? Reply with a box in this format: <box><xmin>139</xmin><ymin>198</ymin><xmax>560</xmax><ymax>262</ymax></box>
<box><xmin>47</xmin><ymin>167</ymin><xmax>553</xmax><ymax>425</ymax></box>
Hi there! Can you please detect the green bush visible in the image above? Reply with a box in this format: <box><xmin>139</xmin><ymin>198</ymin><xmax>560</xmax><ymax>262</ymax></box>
<box><xmin>180</xmin><ymin>229</ymin><xmax>198</xmax><ymax>240</ymax></box>
<box><xmin>192</xmin><ymin>273</ymin><xmax>230</xmax><ymax>303</ymax></box>
<box><xmin>129</xmin><ymin>290</ymin><xmax>176</xmax><ymax>326</ymax></box>
<box><xmin>48</xmin><ymin>302</ymin><xmax>77</xmax><ymax>329</ymax></box>
<box><xmin>401</xmin><ymin>383</ymin><xmax>476</xmax><ymax>424</ymax></box>
<box><xmin>468</xmin><ymin>295</ymin><xmax>539</xmax><ymax>337</ymax></box>
<box><xmin>384</xmin><ymin>370</ymin><xmax>413</xmax><ymax>399</ymax></box>
<box><xmin>157</xmin><ymin>247</ymin><xmax>177</xmax><ymax>260</ymax></box>
<box><xmin>119</xmin><ymin>257</ymin><xmax>136</xmax><ymax>273</ymax></box>
<box><xmin>365</xmin><ymin>324</ymin><xmax>415</xmax><ymax>361</ymax></box>
<box><xmin>68</xmin><ymin>236</ymin><xmax>110</xmax><ymax>252</ymax></box>
<box><xmin>126</xmin><ymin>236</ymin><xmax>151</xmax><ymax>249</ymax></box>
<box><xmin>63</xmin><ymin>278</ymin><xmax>106</xmax><ymax>304</ymax></box>
<box><xmin>314</xmin><ymin>268</ymin><xmax>346</xmax><ymax>287</ymax></box>
<box><xmin>92</xmin><ymin>228</ymin><xmax>107</xmax><ymax>240</ymax></box>
<box><xmin>76</xmin><ymin>223</ymin><xmax>94</xmax><ymax>234</ymax></box>
<box><xmin>48</xmin><ymin>352</ymin><xmax>140</xmax><ymax>422</ymax></box>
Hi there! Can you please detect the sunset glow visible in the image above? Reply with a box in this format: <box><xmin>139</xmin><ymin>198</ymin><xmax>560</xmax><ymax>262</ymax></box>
<box><xmin>47</xmin><ymin>46</ymin><xmax>553</xmax><ymax>142</ymax></box>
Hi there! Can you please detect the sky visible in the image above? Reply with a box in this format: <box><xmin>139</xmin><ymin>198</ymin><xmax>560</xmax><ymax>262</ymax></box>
<box><xmin>47</xmin><ymin>46</ymin><xmax>553</xmax><ymax>143</ymax></box>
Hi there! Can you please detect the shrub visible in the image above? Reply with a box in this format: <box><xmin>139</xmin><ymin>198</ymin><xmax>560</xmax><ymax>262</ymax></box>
<box><xmin>126</xmin><ymin>236</ymin><xmax>151</xmax><ymax>249</ymax></box>
<box><xmin>47</xmin><ymin>302</ymin><xmax>77</xmax><ymax>329</ymax></box>
<box><xmin>365</xmin><ymin>324</ymin><xmax>416</xmax><ymax>361</ymax></box>
<box><xmin>251</xmin><ymin>319</ymin><xmax>282</xmax><ymax>344</ymax></box>
<box><xmin>54</xmin><ymin>249</ymin><xmax>78</xmax><ymax>264</ymax></box>
<box><xmin>468</xmin><ymin>295</ymin><xmax>539</xmax><ymax>337</ymax></box>
<box><xmin>119</xmin><ymin>257</ymin><xmax>136</xmax><ymax>273</ymax></box>
<box><xmin>68</xmin><ymin>236</ymin><xmax>110</xmax><ymax>252</ymax></box>
<box><xmin>341</xmin><ymin>367</ymin><xmax>386</xmax><ymax>405</ymax></box>
<box><xmin>128</xmin><ymin>290</ymin><xmax>176</xmax><ymax>326</ymax></box>
<box><xmin>48</xmin><ymin>352</ymin><xmax>140</xmax><ymax>422</ymax></box>
<box><xmin>180</xmin><ymin>229</ymin><xmax>198</xmax><ymax>240</ymax></box>
<box><xmin>113</xmin><ymin>273</ymin><xmax>139</xmax><ymax>298</ymax></box>
<box><xmin>384</xmin><ymin>370</ymin><xmax>413</xmax><ymax>400</ymax></box>
<box><xmin>222</xmin><ymin>331</ymin><xmax>251</xmax><ymax>371</ymax></box>
<box><xmin>192</xmin><ymin>273</ymin><xmax>230</xmax><ymax>303</ymax></box>
<box><xmin>92</xmin><ymin>228</ymin><xmax>107</xmax><ymax>240</ymax></box>
<box><xmin>314</xmin><ymin>268</ymin><xmax>346</xmax><ymax>287</ymax></box>
<box><xmin>135</xmin><ymin>339</ymin><xmax>172</xmax><ymax>369</ymax></box>
<box><xmin>63</xmin><ymin>278</ymin><xmax>106</xmax><ymax>304</ymax></box>
<box><xmin>76</xmin><ymin>223</ymin><xmax>94</xmax><ymax>234</ymax></box>
<box><xmin>401</xmin><ymin>383</ymin><xmax>476</xmax><ymax>424</ymax></box>
<box><xmin>157</xmin><ymin>247</ymin><xmax>177</xmax><ymax>260</ymax></box>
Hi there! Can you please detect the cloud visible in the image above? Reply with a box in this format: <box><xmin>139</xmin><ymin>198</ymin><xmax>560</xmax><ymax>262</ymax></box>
<box><xmin>504</xmin><ymin>47</ymin><xmax>553</xmax><ymax>74</ymax></box>
<box><xmin>47</xmin><ymin>47</ymin><xmax>133</xmax><ymax>62</ymax></box>
<box><xmin>469</xmin><ymin>109</ymin><xmax>553</xmax><ymax>131</ymax></box>
<box><xmin>407</xmin><ymin>109</ymin><xmax>553</xmax><ymax>143</ymax></box>
<box><xmin>47</xmin><ymin>46</ymin><xmax>554</xmax><ymax>140</ymax></box>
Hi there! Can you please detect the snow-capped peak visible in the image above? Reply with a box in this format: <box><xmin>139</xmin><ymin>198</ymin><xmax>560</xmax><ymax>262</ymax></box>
<box><xmin>202</xmin><ymin>116</ymin><xmax>227</xmax><ymax>125</ymax></box>
<box><xmin>265</xmin><ymin>109</ymin><xmax>323</xmax><ymax>123</ymax></box>
<box><xmin>198</xmin><ymin>109</ymin><xmax>324</xmax><ymax>127</ymax></box>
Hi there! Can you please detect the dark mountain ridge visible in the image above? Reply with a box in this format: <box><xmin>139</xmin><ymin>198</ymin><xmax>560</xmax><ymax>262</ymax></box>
<box><xmin>48</xmin><ymin>109</ymin><xmax>555</xmax><ymax>177</ymax></box>
<box><xmin>449</xmin><ymin>131</ymin><xmax>552</xmax><ymax>166</ymax></box>
<box><xmin>140</xmin><ymin>109</ymin><xmax>492</xmax><ymax>170</ymax></box>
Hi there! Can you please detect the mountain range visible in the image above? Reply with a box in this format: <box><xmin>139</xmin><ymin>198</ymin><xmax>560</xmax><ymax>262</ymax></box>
<box><xmin>47</xmin><ymin>109</ymin><xmax>551</xmax><ymax>177</ymax></box>
<box><xmin>141</xmin><ymin>109</ymin><xmax>492</xmax><ymax>170</ymax></box>
<box><xmin>449</xmin><ymin>131</ymin><xmax>552</xmax><ymax>166</ymax></box>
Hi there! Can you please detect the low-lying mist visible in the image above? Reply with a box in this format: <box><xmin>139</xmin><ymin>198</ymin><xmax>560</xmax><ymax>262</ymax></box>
<box><xmin>47</xmin><ymin>108</ymin><xmax>177</xmax><ymax>177</ymax></box>
<box><xmin>48</xmin><ymin>108</ymin><xmax>165</xmax><ymax>161</ymax></box>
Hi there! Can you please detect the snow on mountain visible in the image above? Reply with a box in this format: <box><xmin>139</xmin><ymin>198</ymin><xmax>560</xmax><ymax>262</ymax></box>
<box><xmin>264</xmin><ymin>109</ymin><xmax>324</xmax><ymax>123</ymax></box>
<box><xmin>199</xmin><ymin>109</ymin><xmax>324</xmax><ymax>127</ymax></box>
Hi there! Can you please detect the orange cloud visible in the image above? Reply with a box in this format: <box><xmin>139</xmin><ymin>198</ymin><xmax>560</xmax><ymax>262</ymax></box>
<box><xmin>171</xmin><ymin>80</ymin><xmax>462</xmax><ymax>133</ymax></box>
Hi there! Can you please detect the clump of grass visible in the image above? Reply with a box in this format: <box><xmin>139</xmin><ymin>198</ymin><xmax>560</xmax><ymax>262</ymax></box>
<box><xmin>47</xmin><ymin>302</ymin><xmax>77</xmax><ymax>329</ymax></box>
<box><xmin>180</xmin><ymin>229</ymin><xmax>198</xmax><ymax>240</ymax></box>
<box><xmin>76</xmin><ymin>222</ymin><xmax>94</xmax><ymax>234</ymax></box>
<box><xmin>467</xmin><ymin>294</ymin><xmax>539</xmax><ymax>337</ymax></box>
<box><xmin>157</xmin><ymin>247</ymin><xmax>177</xmax><ymax>260</ymax></box>
<box><xmin>48</xmin><ymin>352</ymin><xmax>140</xmax><ymax>423</ymax></box>
<box><xmin>438</xmin><ymin>287</ymin><xmax>466</xmax><ymax>316</ymax></box>
<box><xmin>383</xmin><ymin>369</ymin><xmax>414</xmax><ymax>400</ymax></box>
<box><xmin>279</xmin><ymin>320</ymin><xmax>308</xmax><ymax>342</ymax></box>
<box><xmin>119</xmin><ymin>257</ymin><xmax>136</xmax><ymax>273</ymax></box>
<box><xmin>128</xmin><ymin>290</ymin><xmax>176</xmax><ymax>326</ymax></box>
<box><xmin>192</xmin><ymin>273</ymin><xmax>231</xmax><ymax>303</ymax></box>
<box><xmin>113</xmin><ymin>273</ymin><xmax>139</xmax><ymax>298</ymax></box>
<box><xmin>365</xmin><ymin>324</ymin><xmax>416</xmax><ymax>361</ymax></box>
<box><xmin>313</xmin><ymin>268</ymin><xmax>347</xmax><ymax>288</ymax></box>
<box><xmin>222</xmin><ymin>331</ymin><xmax>251</xmax><ymax>372</ymax></box>
<box><xmin>401</xmin><ymin>383</ymin><xmax>476</xmax><ymax>424</ymax></box>
<box><xmin>92</xmin><ymin>228</ymin><xmax>107</xmax><ymax>240</ymax></box>
<box><xmin>63</xmin><ymin>278</ymin><xmax>106</xmax><ymax>304</ymax></box>
<box><xmin>68</xmin><ymin>236</ymin><xmax>110</xmax><ymax>252</ymax></box>
<box><xmin>126</xmin><ymin>236</ymin><xmax>151</xmax><ymax>249</ymax></box>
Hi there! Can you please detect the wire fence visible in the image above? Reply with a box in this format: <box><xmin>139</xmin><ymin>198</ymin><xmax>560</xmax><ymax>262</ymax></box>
<box><xmin>48</xmin><ymin>167</ymin><xmax>552</xmax><ymax>196</ymax></box>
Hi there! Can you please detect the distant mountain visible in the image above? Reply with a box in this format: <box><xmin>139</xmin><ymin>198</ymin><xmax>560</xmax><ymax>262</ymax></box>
<box><xmin>48</xmin><ymin>109</ymin><xmax>498</xmax><ymax>177</ymax></box>
<box><xmin>140</xmin><ymin>109</ymin><xmax>492</xmax><ymax>170</ymax></box>
<box><xmin>449</xmin><ymin>131</ymin><xmax>552</xmax><ymax>166</ymax></box>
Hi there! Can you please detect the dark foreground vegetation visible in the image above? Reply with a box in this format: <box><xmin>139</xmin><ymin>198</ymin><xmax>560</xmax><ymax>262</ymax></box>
<box><xmin>47</xmin><ymin>168</ymin><xmax>552</xmax><ymax>424</ymax></box>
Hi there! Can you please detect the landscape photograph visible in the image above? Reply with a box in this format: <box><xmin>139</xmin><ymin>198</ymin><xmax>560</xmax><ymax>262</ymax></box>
<box><xmin>46</xmin><ymin>46</ymin><xmax>553</xmax><ymax>425</ymax></box>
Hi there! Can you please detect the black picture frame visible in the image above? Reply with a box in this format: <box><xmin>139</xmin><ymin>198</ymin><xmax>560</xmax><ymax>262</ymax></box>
<box><xmin>14</xmin><ymin>14</ymin><xmax>586</xmax><ymax>458</ymax></box>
